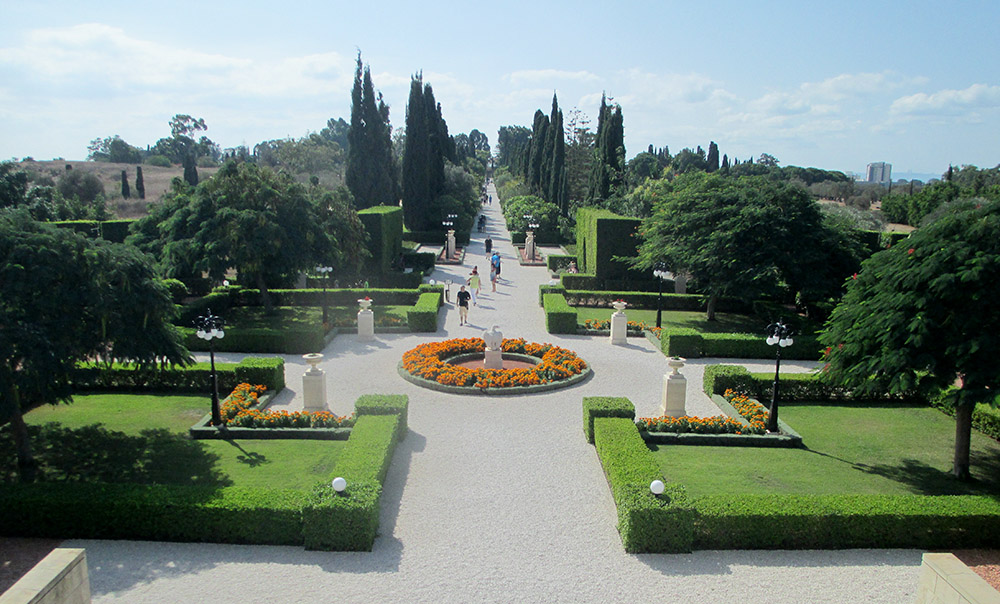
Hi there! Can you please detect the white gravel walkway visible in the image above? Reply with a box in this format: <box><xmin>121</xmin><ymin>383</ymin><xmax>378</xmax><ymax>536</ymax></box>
<box><xmin>64</xmin><ymin>185</ymin><xmax>923</xmax><ymax>602</ymax></box>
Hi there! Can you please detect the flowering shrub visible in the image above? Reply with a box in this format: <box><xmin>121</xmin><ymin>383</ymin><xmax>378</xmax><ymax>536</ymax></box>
<box><xmin>582</xmin><ymin>319</ymin><xmax>651</xmax><ymax>333</ymax></box>
<box><xmin>219</xmin><ymin>382</ymin><xmax>355</xmax><ymax>429</ymax></box>
<box><xmin>400</xmin><ymin>337</ymin><xmax>588</xmax><ymax>389</ymax></box>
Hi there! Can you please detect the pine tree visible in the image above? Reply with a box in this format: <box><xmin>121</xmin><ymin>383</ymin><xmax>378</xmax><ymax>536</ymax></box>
<box><xmin>135</xmin><ymin>166</ymin><xmax>145</xmax><ymax>199</ymax></box>
<box><xmin>706</xmin><ymin>141</ymin><xmax>720</xmax><ymax>173</ymax></box>
<box><xmin>120</xmin><ymin>169</ymin><xmax>130</xmax><ymax>199</ymax></box>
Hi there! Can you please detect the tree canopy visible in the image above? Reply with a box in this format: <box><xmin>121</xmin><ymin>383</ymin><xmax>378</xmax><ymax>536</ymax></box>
<box><xmin>346</xmin><ymin>53</ymin><xmax>398</xmax><ymax>210</ymax></box>
<box><xmin>820</xmin><ymin>198</ymin><xmax>1000</xmax><ymax>479</ymax></box>
<box><xmin>1</xmin><ymin>211</ymin><xmax>189</xmax><ymax>480</ymax></box>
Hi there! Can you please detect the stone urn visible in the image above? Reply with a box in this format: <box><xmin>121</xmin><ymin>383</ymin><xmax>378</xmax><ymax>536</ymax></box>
<box><xmin>668</xmin><ymin>357</ymin><xmax>686</xmax><ymax>374</ymax></box>
<box><xmin>303</xmin><ymin>353</ymin><xmax>324</xmax><ymax>374</ymax></box>
<box><xmin>612</xmin><ymin>300</ymin><xmax>628</xmax><ymax>313</ymax></box>
<box><xmin>358</xmin><ymin>297</ymin><xmax>372</xmax><ymax>311</ymax></box>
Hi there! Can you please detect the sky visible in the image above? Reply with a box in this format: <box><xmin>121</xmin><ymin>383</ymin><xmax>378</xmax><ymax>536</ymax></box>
<box><xmin>2</xmin><ymin>0</ymin><xmax>999</xmax><ymax>179</ymax></box>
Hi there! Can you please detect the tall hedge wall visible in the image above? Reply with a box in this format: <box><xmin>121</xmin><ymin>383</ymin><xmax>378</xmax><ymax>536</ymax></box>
<box><xmin>575</xmin><ymin>208</ymin><xmax>641</xmax><ymax>280</ymax></box>
<box><xmin>358</xmin><ymin>206</ymin><xmax>403</xmax><ymax>274</ymax></box>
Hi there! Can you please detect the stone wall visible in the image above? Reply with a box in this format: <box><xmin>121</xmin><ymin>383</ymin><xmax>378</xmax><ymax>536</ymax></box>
<box><xmin>915</xmin><ymin>553</ymin><xmax>1000</xmax><ymax>604</ymax></box>
<box><xmin>0</xmin><ymin>549</ymin><xmax>90</xmax><ymax>604</ymax></box>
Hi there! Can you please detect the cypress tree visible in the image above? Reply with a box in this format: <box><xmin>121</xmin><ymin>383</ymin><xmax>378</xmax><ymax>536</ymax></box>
<box><xmin>182</xmin><ymin>153</ymin><xmax>198</xmax><ymax>186</ymax></box>
<box><xmin>706</xmin><ymin>141</ymin><xmax>720</xmax><ymax>173</ymax></box>
<box><xmin>346</xmin><ymin>52</ymin><xmax>398</xmax><ymax>210</ymax></box>
<box><xmin>527</xmin><ymin>110</ymin><xmax>548</xmax><ymax>191</ymax></box>
<box><xmin>402</xmin><ymin>74</ymin><xmax>431</xmax><ymax>230</ymax></box>
<box><xmin>135</xmin><ymin>165</ymin><xmax>145</xmax><ymax>199</ymax></box>
<box><xmin>721</xmin><ymin>154</ymin><xmax>729</xmax><ymax>174</ymax></box>
<box><xmin>549</xmin><ymin>102</ymin><xmax>567</xmax><ymax>216</ymax></box>
<box><xmin>120</xmin><ymin>169</ymin><xmax>130</xmax><ymax>199</ymax></box>
<box><xmin>424</xmin><ymin>84</ymin><xmax>446</xmax><ymax>204</ymax></box>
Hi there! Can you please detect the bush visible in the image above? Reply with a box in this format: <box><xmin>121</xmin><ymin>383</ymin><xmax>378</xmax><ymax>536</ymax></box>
<box><xmin>583</xmin><ymin>396</ymin><xmax>635</xmax><ymax>444</ymax></box>
<box><xmin>702</xmin><ymin>365</ymin><xmax>755</xmax><ymax>397</ymax></box>
<box><xmin>402</xmin><ymin>251</ymin><xmax>436</xmax><ymax>272</ymax></box>
<box><xmin>575</xmin><ymin>207</ymin><xmax>642</xmax><ymax>280</ymax></box>
<box><xmin>232</xmin><ymin>288</ymin><xmax>420</xmax><ymax>308</ymax></box>
<box><xmin>71</xmin><ymin>356</ymin><xmax>285</xmax><ymax>393</ymax></box>
<box><xmin>234</xmin><ymin>357</ymin><xmax>286</xmax><ymax>392</ymax></box>
<box><xmin>538</xmin><ymin>283</ymin><xmax>567</xmax><ymax>306</ymax></box>
<box><xmin>145</xmin><ymin>155</ymin><xmax>172</xmax><ymax>167</ymax></box>
<box><xmin>407</xmin><ymin>292</ymin><xmax>441</xmax><ymax>332</ymax></box>
<box><xmin>547</xmin><ymin>254</ymin><xmax>577</xmax><ymax>272</ymax></box>
<box><xmin>163</xmin><ymin>278</ymin><xmax>189</xmax><ymax>303</ymax></box>
<box><xmin>654</xmin><ymin>329</ymin><xmax>822</xmax><ymax>360</ymax></box>
<box><xmin>357</xmin><ymin>206</ymin><xmax>403</xmax><ymax>274</ymax></box>
<box><xmin>593</xmin><ymin>417</ymin><xmax>694</xmax><ymax>553</ymax></box>
<box><xmin>355</xmin><ymin>394</ymin><xmax>409</xmax><ymax>433</ymax></box>
<box><xmin>702</xmin><ymin>365</ymin><xmax>911</xmax><ymax>402</ymax></box>
<box><xmin>543</xmin><ymin>293</ymin><xmax>577</xmax><ymax>334</ymax></box>
<box><xmin>180</xmin><ymin>326</ymin><xmax>325</xmax><ymax>355</ymax></box>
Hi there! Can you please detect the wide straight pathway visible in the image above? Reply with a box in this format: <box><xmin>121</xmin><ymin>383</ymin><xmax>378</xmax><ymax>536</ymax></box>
<box><xmin>65</xmin><ymin>183</ymin><xmax>923</xmax><ymax>603</ymax></box>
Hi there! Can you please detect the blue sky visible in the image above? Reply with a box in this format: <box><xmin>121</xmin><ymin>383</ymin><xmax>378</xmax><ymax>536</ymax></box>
<box><xmin>2</xmin><ymin>0</ymin><xmax>998</xmax><ymax>178</ymax></box>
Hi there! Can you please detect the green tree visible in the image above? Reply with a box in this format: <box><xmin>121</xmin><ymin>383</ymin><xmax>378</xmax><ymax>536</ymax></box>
<box><xmin>548</xmin><ymin>95</ymin><xmax>567</xmax><ymax>217</ymax></box>
<box><xmin>57</xmin><ymin>170</ymin><xmax>105</xmax><ymax>204</ymax></box>
<box><xmin>706</xmin><ymin>141</ymin><xmax>720</xmax><ymax>173</ymax></box>
<box><xmin>346</xmin><ymin>53</ymin><xmax>398</xmax><ymax>210</ymax></box>
<box><xmin>820</xmin><ymin>199</ymin><xmax>1000</xmax><ymax>479</ymax></box>
<box><xmin>401</xmin><ymin>74</ymin><xmax>450</xmax><ymax>230</ymax></box>
<box><xmin>633</xmin><ymin>173</ymin><xmax>852</xmax><ymax>319</ymax></box>
<box><xmin>564</xmin><ymin>108</ymin><xmax>595</xmax><ymax>207</ymax></box>
<box><xmin>527</xmin><ymin>110</ymin><xmax>549</xmax><ymax>191</ymax></box>
<box><xmin>182</xmin><ymin>153</ymin><xmax>199</xmax><ymax>187</ymax></box>
<box><xmin>0</xmin><ymin>211</ymin><xmax>189</xmax><ymax>481</ymax></box>
<box><xmin>587</xmin><ymin>94</ymin><xmax>625</xmax><ymax>204</ymax></box>
<box><xmin>135</xmin><ymin>166</ymin><xmax>145</xmax><ymax>200</ymax></box>
<box><xmin>121</xmin><ymin>169</ymin><xmax>130</xmax><ymax>199</ymax></box>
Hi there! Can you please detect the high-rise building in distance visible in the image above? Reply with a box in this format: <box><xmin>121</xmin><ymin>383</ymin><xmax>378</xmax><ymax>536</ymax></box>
<box><xmin>866</xmin><ymin>162</ymin><xmax>892</xmax><ymax>183</ymax></box>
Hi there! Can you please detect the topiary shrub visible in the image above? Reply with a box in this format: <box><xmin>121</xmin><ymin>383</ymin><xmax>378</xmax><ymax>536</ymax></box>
<box><xmin>543</xmin><ymin>293</ymin><xmax>577</xmax><ymax>334</ymax></box>
<box><xmin>407</xmin><ymin>292</ymin><xmax>441</xmax><ymax>332</ymax></box>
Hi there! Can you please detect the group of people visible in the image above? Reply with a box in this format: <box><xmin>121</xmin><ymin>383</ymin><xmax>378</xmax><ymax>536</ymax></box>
<box><xmin>456</xmin><ymin>241</ymin><xmax>505</xmax><ymax>326</ymax></box>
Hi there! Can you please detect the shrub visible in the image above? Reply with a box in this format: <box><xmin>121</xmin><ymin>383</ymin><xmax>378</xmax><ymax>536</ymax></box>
<box><xmin>702</xmin><ymin>365</ymin><xmax>755</xmax><ymax>397</ymax></box>
<box><xmin>145</xmin><ymin>155</ymin><xmax>172</xmax><ymax>167</ymax></box>
<box><xmin>233</xmin><ymin>357</ymin><xmax>285</xmax><ymax>392</ymax></box>
<box><xmin>162</xmin><ymin>278</ymin><xmax>189</xmax><ymax>303</ymax></box>
<box><xmin>357</xmin><ymin>206</ymin><xmax>403</xmax><ymax>274</ymax></box>
<box><xmin>546</xmin><ymin>254</ymin><xmax>577</xmax><ymax>272</ymax></box>
<box><xmin>575</xmin><ymin>207</ymin><xmax>642</xmax><ymax>280</ymax></box>
<box><xmin>355</xmin><ymin>394</ymin><xmax>409</xmax><ymax>434</ymax></box>
<box><xmin>658</xmin><ymin>328</ymin><xmax>702</xmax><ymax>357</ymax></box>
<box><xmin>302</xmin><ymin>481</ymin><xmax>381</xmax><ymax>551</ymax></box>
<box><xmin>538</xmin><ymin>283</ymin><xmax>567</xmax><ymax>306</ymax></box>
<box><xmin>407</xmin><ymin>292</ymin><xmax>441</xmax><ymax>332</ymax></box>
<box><xmin>543</xmin><ymin>293</ymin><xmax>577</xmax><ymax>334</ymax></box>
<box><xmin>70</xmin><ymin>356</ymin><xmax>284</xmax><ymax>393</ymax></box>
<box><xmin>583</xmin><ymin>396</ymin><xmax>635</xmax><ymax>444</ymax></box>
<box><xmin>180</xmin><ymin>326</ymin><xmax>325</xmax><ymax>355</ymax></box>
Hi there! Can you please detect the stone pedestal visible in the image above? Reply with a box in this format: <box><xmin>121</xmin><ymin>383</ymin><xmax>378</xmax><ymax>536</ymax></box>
<box><xmin>610</xmin><ymin>301</ymin><xmax>628</xmax><ymax>345</ymax></box>
<box><xmin>302</xmin><ymin>353</ymin><xmax>327</xmax><ymax>412</ymax></box>
<box><xmin>660</xmin><ymin>357</ymin><xmax>687</xmax><ymax>417</ymax></box>
<box><xmin>358</xmin><ymin>309</ymin><xmax>374</xmax><ymax>341</ymax></box>
<box><xmin>525</xmin><ymin>231</ymin><xmax>536</xmax><ymax>261</ymax></box>
<box><xmin>674</xmin><ymin>274</ymin><xmax>688</xmax><ymax>294</ymax></box>
<box><xmin>483</xmin><ymin>325</ymin><xmax>504</xmax><ymax>369</ymax></box>
<box><xmin>446</xmin><ymin>229</ymin><xmax>456</xmax><ymax>260</ymax></box>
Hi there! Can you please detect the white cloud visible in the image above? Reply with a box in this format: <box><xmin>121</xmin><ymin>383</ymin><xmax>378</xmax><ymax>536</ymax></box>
<box><xmin>890</xmin><ymin>83</ymin><xmax>1000</xmax><ymax>116</ymax></box>
<box><xmin>506</xmin><ymin>69</ymin><xmax>600</xmax><ymax>85</ymax></box>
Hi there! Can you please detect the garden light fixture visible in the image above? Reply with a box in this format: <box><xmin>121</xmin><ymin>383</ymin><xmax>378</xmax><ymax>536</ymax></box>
<box><xmin>316</xmin><ymin>265</ymin><xmax>333</xmax><ymax>325</ymax></box>
<box><xmin>650</xmin><ymin>480</ymin><xmax>665</xmax><ymax>495</ymax></box>
<box><xmin>765</xmin><ymin>319</ymin><xmax>794</xmax><ymax>433</ymax></box>
<box><xmin>652</xmin><ymin>263</ymin><xmax>670</xmax><ymax>328</ymax></box>
<box><xmin>332</xmin><ymin>477</ymin><xmax>347</xmax><ymax>492</ymax></box>
<box><xmin>195</xmin><ymin>311</ymin><xmax>226</xmax><ymax>426</ymax></box>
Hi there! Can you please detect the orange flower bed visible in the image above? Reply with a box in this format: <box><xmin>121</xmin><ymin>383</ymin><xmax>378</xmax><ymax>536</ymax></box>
<box><xmin>401</xmin><ymin>337</ymin><xmax>588</xmax><ymax>389</ymax></box>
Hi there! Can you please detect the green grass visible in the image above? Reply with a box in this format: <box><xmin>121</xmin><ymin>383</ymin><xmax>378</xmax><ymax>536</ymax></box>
<box><xmin>576</xmin><ymin>308</ymin><xmax>769</xmax><ymax>334</ymax></box>
<box><xmin>652</xmin><ymin>403</ymin><xmax>1000</xmax><ymax>497</ymax></box>
<box><xmin>224</xmin><ymin>305</ymin><xmax>409</xmax><ymax>329</ymax></box>
<box><xmin>1</xmin><ymin>394</ymin><xmax>345</xmax><ymax>489</ymax></box>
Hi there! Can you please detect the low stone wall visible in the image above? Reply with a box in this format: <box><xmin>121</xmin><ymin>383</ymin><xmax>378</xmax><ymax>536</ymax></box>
<box><xmin>0</xmin><ymin>548</ymin><xmax>90</xmax><ymax>604</ymax></box>
<box><xmin>915</xmin><ymin>553</ymin><xmax>1000</xmax><ymax>604</ymax></box>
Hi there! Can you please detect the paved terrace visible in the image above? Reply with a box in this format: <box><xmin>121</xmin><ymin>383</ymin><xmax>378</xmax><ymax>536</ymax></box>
<box><xmin>64</xmin><ymin>185</ymin><xmax>923</xmax><ymax>602</ymax></box>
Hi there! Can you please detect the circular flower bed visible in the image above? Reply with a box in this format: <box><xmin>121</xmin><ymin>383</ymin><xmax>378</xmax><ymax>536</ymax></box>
<box><xmin>399</xmin><ymin>337</ymin><xmax>591</xmax><ymax>394</ymax></box>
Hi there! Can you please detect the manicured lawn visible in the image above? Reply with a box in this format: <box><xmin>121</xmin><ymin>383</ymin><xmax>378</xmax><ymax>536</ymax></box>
<box><xmin>576</xmin><ymin>307</ymin><xmax>768</xmax><ymax>334</ymax></box>
<box><xmin>651</xmin><ymin>403</ymin><xmax>1000</xmax><ymax>497</ymax></box>
<box><xmin>0</xmin><ymin>394</ymin><xmax>345</xmax><ymax>489</ymax></box>
<box><xmin>223</xmin><ymin>305</ymin><xmax>409</xmax><ymax>329</ymax></box>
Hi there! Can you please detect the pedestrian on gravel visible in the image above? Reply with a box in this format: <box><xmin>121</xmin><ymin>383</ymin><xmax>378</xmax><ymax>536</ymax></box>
<box><xmin>490</xmin><ymin>265</ymin><xmax>498</xmax><ymax>292</ymax></box>
<box><xmin>456</xmin><ymin>285</ymin><xmax>471</xmax><ymax>325</ymax></box>
<box><xmin>467</xmin><ymin>267</ymin><xmax>481</xmax><ymax>305</ymax></box>
<box><xmin>484</xmin><ymin>237</ymin><xmax>493</xmax><ymax>254</ymax></box>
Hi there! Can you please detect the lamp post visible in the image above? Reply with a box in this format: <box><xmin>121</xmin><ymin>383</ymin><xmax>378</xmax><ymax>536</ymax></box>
<box><xmin>195</xmin><ymin>311</ymin><xmax>225</xmax><ymax>426</ymax></box>
<box><xmin>765</xmin><ymin>319</ymin><xmax>794</xmax><ymax>433</ymax></box>
<box><xmin>653</xmin><ymin>263</ymin><xmax>669</xmax><ymax>328</ymax></box>
<box><xmin>442</xmin><ymin>214</ymin><xmax>457</xmax><ymax>260</ymax></box>
<box><xmin>523</xmin><ymin>214</ymin><xmax>540</xmax><ymax>260</ymax></box>
<box><xmin>316</xmin><ymin>265</ymin><xmax>333</xmax><ymax>325</ymax></box>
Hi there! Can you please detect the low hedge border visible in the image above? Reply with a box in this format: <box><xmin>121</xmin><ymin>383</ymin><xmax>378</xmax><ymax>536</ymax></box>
<box><xmin>650</xmin><ymin>329</ymin><xmax>822</xmax><ymax>360</ymax></box>
<box><xmin>407</xmin><ymin>291</ymin><xmax>442</xmax><ymax>332</ymax></box>
<box><xmin>546</xmin><ymin>254</ymin><xmax>576</xmax><ymax>272</ymax></box>
<box><xmin>397</xmin><ymin>360</ymin><xmax>592</xmax><ymax>396</ymax></box>
<box><xmin>70</xmin><ymin>356</ymin><xmax>284</xmax><ymax>393</ymax></box>
<box><xmin>538</xmin><ymin>283</ymin><xmax>566</xmax><ymax>306</ymax></box>
<box><xmin>1</xmin><ymin>394</ymin><xmax>408</xmax><ymax>552</ymax></box>
<box><xmin>702</xmin><ymin>364</ymin><xmax>918</xmax><ymax>403</ymax></box>
<box><xmin>543</xmin><ymin>293</ymin><xmax>577</xmax><ymax>334</ymax></box>
<box><xmin>588</xmin><ymin>395</ymin><xmax>1000</xmax><ymax>552</ymax></box>
<box><xmin>583</xmin><ymin>396</ymin><xmax>634</xmax><ymax>444</ymax></box>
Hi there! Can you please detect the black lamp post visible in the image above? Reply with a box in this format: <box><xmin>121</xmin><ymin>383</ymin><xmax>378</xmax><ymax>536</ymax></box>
<box><xmin>195</xmin><ymin>311</ymin><xmax>225</xmax><ymax>426</ymax></box>
<box><xmin>765</xmin><ymin>319</ymin><xmax>794</xmax><ymax>433</ymax></box>
<box><xmin>653</xmin><ymin>263</ymin><xmax>669</xmax><ymax>328</ymax></box>
<box><xmin>316</xmin><ymin>265</ymin><xmax>333</xmax><ymax>325</ymax></box>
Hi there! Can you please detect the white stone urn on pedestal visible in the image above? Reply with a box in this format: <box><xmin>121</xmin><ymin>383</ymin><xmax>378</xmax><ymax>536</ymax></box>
<box><xmin>357</xmin><ymin>297</ymin><xmax>375</xmax><ymax>341</ymax></box>
<box><xmin>302</xmin><ymin>353</ymin><xmax>327</xmax><ymax>412</ymax></box>
<box><xmin>660</xmin><ymin>356</ymin><xmax>688</xmax><ymax>417</ymax></box>
<box><xmin>610</xmin><ymin>300</ymin><xmax>628</xmax><ymax>345</ymax></box>
<box><xmin>483</xmin><ymin>325</ymin><xmax>503</xmax><ymax>369</ymax></box>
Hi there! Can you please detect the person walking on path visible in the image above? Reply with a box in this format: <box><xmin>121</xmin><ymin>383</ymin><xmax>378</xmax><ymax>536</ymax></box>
<box><xmin>456</xmin><ymin>285</ymin><xmax>471</xmax><ymax>325</ymax></box>
<box><xmin>484</xmin><ymin>237</ymin><xmax>492</xmax><ymax>255</ymax></box>
<box><xmin>466</xmin><ymin>267</ymin><xmax>481</xmax><ymax>305</ymax></box>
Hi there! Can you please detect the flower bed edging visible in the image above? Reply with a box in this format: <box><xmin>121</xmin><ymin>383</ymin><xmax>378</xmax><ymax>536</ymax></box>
<box><xmin>189</xmin><ymin>390</ymin><xmax>354</xmax><ymax>440</ymax></box>
<box><xmin>397</xmin><ymin>361</ymin><xmax>592</xmax><ymax>395</ymax></box>
<box><xmin>636</xmin><ymin>395</ymin><xmax>802</xmax><ymax>448</ymax></box>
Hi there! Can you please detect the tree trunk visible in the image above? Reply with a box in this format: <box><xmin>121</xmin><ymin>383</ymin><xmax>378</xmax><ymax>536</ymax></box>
<box><xmin>953</xmin><ymin>403</ymin><xmax>973</xmax><ymax>480</ymax></box>
<box><xmin>255</xmin><ymin>272</ymin><xmax>273</xmax><ymax>315</ymax></box>
<box><xmin>10</xmin><ymin>406</ymin><xmax>38</xmax><ymax>483</ymax></box>
<box><xmin>706</xmin><ymin>293</ymin><xmax>718</xmax><ymax>321</ymax></box>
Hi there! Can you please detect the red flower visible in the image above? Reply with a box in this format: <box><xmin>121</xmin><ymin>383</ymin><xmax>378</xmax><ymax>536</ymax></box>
<box><xmin>908</xmin><ymin>248</ymin><xmax>914</xmax><ymax>255</ymax></box>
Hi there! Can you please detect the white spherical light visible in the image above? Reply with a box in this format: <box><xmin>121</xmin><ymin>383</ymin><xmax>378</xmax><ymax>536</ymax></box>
<box><xmin>332</xmin><ymin>477</ymin><xmax>347</xmax><ymax>492</ymax></box>
<box><xmin>650</xmin><ymin>480</ymin><xmax>665</xmax><ymax>495</ymax></box>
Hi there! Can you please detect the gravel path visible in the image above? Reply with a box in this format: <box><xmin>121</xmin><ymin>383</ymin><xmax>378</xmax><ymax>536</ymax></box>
<box><xmin>63</xmin><ymin>185</ymin><xmax>924</xmax><ymax>602</ymax></box>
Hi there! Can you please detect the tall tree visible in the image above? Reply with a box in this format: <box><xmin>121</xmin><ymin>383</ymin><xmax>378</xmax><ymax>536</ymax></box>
<box><xmin>182</xmin><ymin>153</ymin><xmax>198</xmax><ymax>186</ymax></box>
<box><xmin>527</xmin><ymin>110</ymin><xmax>549</xmax><ymax>191</ymax></box>
<box><xmin>121</xmin><ymin>169</ymin><xmax>130</xmax><ymax>199</ymax></box>
<box><xmin>1</xmin><ymin>212</ymin><xmax>189</xmax><ymax>481</ymax></box>
<box><xmin>587</xmin><ymin>94</ymin><xmax>625</xmax><ymax>203</ymax></box>
<box><xmin>549</xmin><ymin>99</ymin><xmax>567</xmax><ymax>217</ymax></box>
<box><xmin>706</xmin><ymin>141</ymin><xmax>720</xmax><ymax>173</ymax></box>
<box><xmin>135</xmin><ymin>166</ymin><xmax>145</xmax><ymax>199</ymax></box>
<box><xmin>820</xmin><ymin>199</ymin><xmax>1000</xmax><ymax>479</ymax></box>
<box><xmin>346</xmin><ymin>53</ymin><xmax>398</xmax><ymax>210</ymax></box>
<box><xmin>496</xmin><ymin>125</ymin><xmax>531</xmax><ymax>174</ymax></box>
<box><xmin>563</xmin><ymin>108</ymin><xmax>595</xmax><ymax>206</ymax></box>
<box><xmin>402</xmin><ymin>74</ymin><xmax>433</xmax><ymax>230</ymax></box>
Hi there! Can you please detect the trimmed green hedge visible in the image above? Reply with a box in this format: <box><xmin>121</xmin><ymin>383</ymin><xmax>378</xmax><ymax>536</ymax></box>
<box><xmin>538</xmin><ymin>283</ymin><xmax>567</xmax><ymax>306</ymax></box>
<box><xmin>53</xmin><ymin>219</ymin><xmax>134</xmax><ymax>243</ymax></box>
<box><xmin>547</xmin><ymin>254</ymin><xmax>577</xmax><ymax>272</ymax></box>
<box><xmin>701</xmin><ymin>364</ymin><xmax>914</xmax><ymax>402</ymax></box>
<box><xmin>403</xmin><ymin>230</ymin><xmax>471</xmax><ymax>246</ymax></box>
<box><xmin>583</xmin><ymin>396</ymin><xmax>635</xmax><ymax>444</ymax></box>
<box><xmin>593</xmin><ymin>417</ymin><xmax>694</xmax><ymax>553</ymax></box>
<box><xmin>543</xmin><ymin>293</ymin><xmax>577</xmax><ymax>334</ymax></box>
<box><xmin>655</xmin><ymin>329</ymin><xmax>821</xmax><ymax>360</ymax></box>
<box><xmin>575</xmin><ymin>208</ymin><xmax>641</xmax><ymax>280</ymax></box>
<box><xmin>180</xmin><ymin>326</ymin><xmax>325</xmax><ymax>355</ymax></box>
<box><xmin>407</xmin><ymin>291</ymin><xmax>441</xmax><ymax>332</ymax></box>
<box><xmin>692</xmin><ymin>493</ymin><xmax>1000</xmax><ymax>550</ymax></box>
<box><xmin>358</xmin><ymin>205</ymin><xmax>403</xmax><ymax>274</ymax></box>
<box><xmin>71</xmin><ymin>356</ymin><xmax>285</xmax><ymax>393</ymax></box>
<box><xmin>0</xmin><ymin>393</ymin><xmax>408</xmax><ymax>552</ymax></box>
<box><xmin>232</xmin><ymin>288</ymin><xmax>420</xmax><ymax>307</ymax></box>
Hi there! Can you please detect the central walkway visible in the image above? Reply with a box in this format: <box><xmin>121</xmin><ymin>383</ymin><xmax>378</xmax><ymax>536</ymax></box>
<box><xmin>66</xmin><ymin>184</ymin><xmax>923</xmax><ymax>602</ymax></box>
